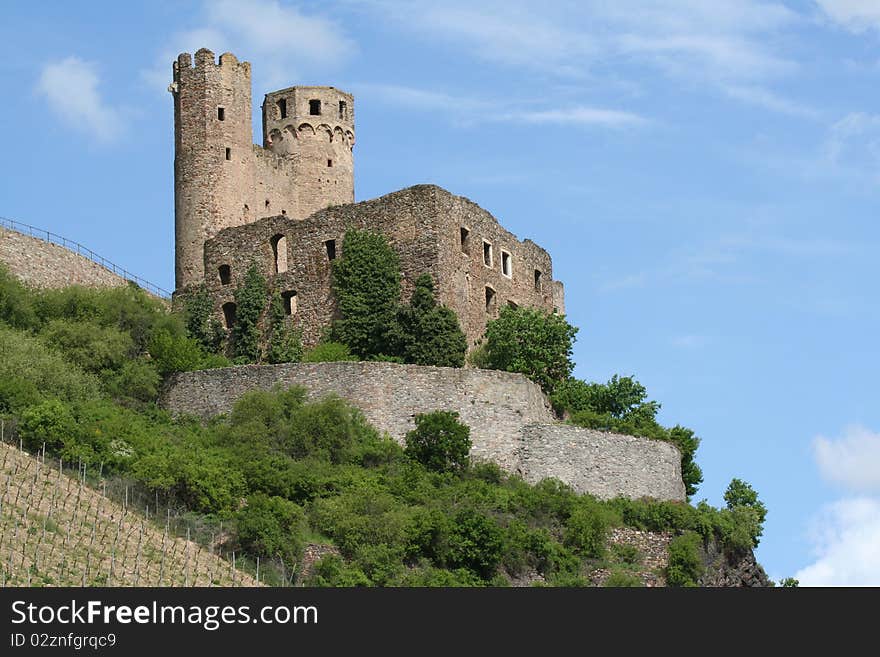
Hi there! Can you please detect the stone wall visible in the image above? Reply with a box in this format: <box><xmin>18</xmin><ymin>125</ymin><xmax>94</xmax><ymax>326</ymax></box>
<box><xmin>0</xmin><ymin>226</ymin><xmax>130</xmax><ymax>290</ymax></box>
<box><xmin>517</xmin><ymin>424</ymin><xmax>686</xmax><ymax>501</ymax></box>
<box><xmin>197</xmin><ymin>184</ymin><xmax>565</xmax><ymax>349</ymax></box>
<box><xmin>161</xmin><ymin>361</ymin><xmax>685</xmax><ymax>501</ymax></box>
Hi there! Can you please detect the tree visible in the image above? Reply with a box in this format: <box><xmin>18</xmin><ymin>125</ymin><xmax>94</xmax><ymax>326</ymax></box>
<box><xmin>231</xmin><ymin>262</ymin><xmax>267</xmax><ymax>363</ymax></box>
<box><xmin>330</xmin><ymin>230</ymin><xmax>401</xmax><ymax>358</ymax></box>
<box><xmin>724</xmin><ymin>478</ymin><xmax>767</xmax><ymax>548</ymax></box>
<box><xmin>393</xmin><ymin>274</ymin><xmax>467</xmax><ymax>367</ymax></box>
<box><xmin>184</xmin><ymin>283</ymin><xmax>225</xmax><ymax>353</ymax></box>
<box><xmin>404</xmin><ymin>411</ymin><xmax>472</xmax><ymax>473</ymax></box>
<box><xmin>483</xmin><ymin>305</ymin><xmax>578</xmax><ymax>394</ymax></box>
<box><xmin>265</xmin><ymin>292</ymin><xmax>303</xmax><ymax>364</ymax></box>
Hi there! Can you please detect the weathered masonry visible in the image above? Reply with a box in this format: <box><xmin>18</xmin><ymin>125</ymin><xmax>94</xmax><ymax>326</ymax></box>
<box><xmin>170</xmin><ymin>49</ymin><xmax>564</xmax><ymax>349</ymax></box>
<box><xmin>161</xmin><ymin>362</ymin><xmax>686</xmax><ymax>502</ymax></box>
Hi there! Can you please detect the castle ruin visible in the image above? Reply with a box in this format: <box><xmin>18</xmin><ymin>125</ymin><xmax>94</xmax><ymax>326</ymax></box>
<box><xmin>170</xmin><ymin>49</ymin><xmax>564</xmax><ymax>348</ymax></box>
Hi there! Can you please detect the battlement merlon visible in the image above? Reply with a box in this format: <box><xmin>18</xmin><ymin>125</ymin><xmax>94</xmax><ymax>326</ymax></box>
<box><xmin>169</xmin><ymin>49</ymin><xmax>251</xmax><ymax>93</ymax></box>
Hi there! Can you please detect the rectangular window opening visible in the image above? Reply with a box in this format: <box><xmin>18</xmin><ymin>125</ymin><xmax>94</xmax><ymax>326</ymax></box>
<box><xmin>339</xmin><ymin>100</ymin><xmax>347</xmax><ymax>120</ymax></box>
<box><xmin>218</xmin><ymin>265</ymin><xmax>231</xmax><ymax>285</ymax></box>
<box><xmin>327</xmin><ymin>159</ymin><xmax>333</xmax><ymax>167</ymax></box>
<box><xmin>309</xmin><ymin>99</ymin><xmax>321</xmax><ymax>115</ymax></box>
<box><xmin>217</xmin><ymin>107</ymin><xmax>225</xmax><ymax>121</ymax></box>
<box><xmin>281</xmin><ymin>290</ymin><xmax>297</xmax><ymax>316</ymax></box>
<box><xmin>225</xmin><ymin>147</ymin><xmax>231</xmax><ymax>161</ymax></box>
<box><xmin>482</xmin><ymin>241</ymin><xmax>493</xmax><ymax>268</ymax></box>
<box><xmin>277</xmin><ymin>98</ymin><xmax>287</xmax><ymax>119</ymax></box>
<box><xmin>324</xmin><ymin>239</ymin><xmax>337</xmax><ymax>261</ymax></box>
<box><xmin>501</xmin><ymin>250</ymin><xmax>512</xmax><ymax>278</ymax></box>
<box><xmin>460</xmin><ymin>227</ymin><xmax>470</xmax><ymax>254</ymax></box>
<box><xmin>485</xmin><ymin>287</ymin><xmax>496</xmax><ymax>313</ymax></box>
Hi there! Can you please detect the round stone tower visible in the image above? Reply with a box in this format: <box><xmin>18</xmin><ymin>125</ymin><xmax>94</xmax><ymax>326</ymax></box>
<box><xmin>169</xmin><ymin>49</ymin><xmax>254</xmax><ymax>290</ymax></box>
<box><xmin>261</xmin><ymin>86</ymin><xmax>355</xmax><ymax>219</ymax></box>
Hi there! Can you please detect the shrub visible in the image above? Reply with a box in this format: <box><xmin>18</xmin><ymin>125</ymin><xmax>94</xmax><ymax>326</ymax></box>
<box><xmin>604</xmin><ymin>569</ymin><xmax>643</xmax><ymax>587</ymax></box>
<box><xmin>303</xmin><ymin>341</ymin><xmax>357</xmax><ymax>362</ymax></box>
<box><xmin>483</xmin><ymin>305</ymin><xmax>578</xmax><ymax>394</ymax></box>
<box><xmin>19</xmin><ymin>399</ymin><xmax>78</xmax><ymax>452</ymax></box>
<box><xmin>404</xmin><ymin>411</ymin><xmax>472</xmax><ymax>473</ymax></box>
<box><xmin>308</xmin><ymin>555</ymin><xmax>371</xmax><ymax>587</ymax></box>
<box><xmin>0</xmin><ymin>264</ymin><xmax>37</xmax><ymax>329</ymax></box>
<box><xmin>563</xmin><ymin>500</ymin><xmax>609</xmax><ymax>559</ymax></box>
<box><xmin>148</xmin><ymin>328</ymin><xmax>206</xmax><ymax>376</ymax></box>
<box><xmin>236</xmin><ymin>493</ymin><xmax>305</xmax><ymax>564</ymax></box>
<box><xmin>445</xmin><ymin>509</ymin><xmax>504</xmax><ymax>579</ymax></box>
<box><xmin>329</xmin><ymin>230</ymin><xmax>401</xmax><ymax>358</ymax></box>
<box><xmin>666</xmin><ymin>531</ymin><xmax>705</xmax><ymax>587</ymax></box>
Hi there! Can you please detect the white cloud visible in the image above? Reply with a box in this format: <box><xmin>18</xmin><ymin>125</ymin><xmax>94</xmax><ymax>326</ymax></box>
<box><xmin>796</xmin><ymin>497</ymin><xmax>880</xmax><ymax>586</ymax></box>
<box><xmin>722</xmin><ymin>84</ymin><xmax>820</xmax><ymax>119</ymax></box>
<box><xmin>813</xmin><ymin>425</ymin><xmax>880</xmax><ymax>492</ymax></box>
<box><xmin>36</xmin><ymin>57</ymin><xmax>123</xmax><ymax>143</ymax></box>
<box><xmin>144</xmin><ymin>0</ymin><xmax>356</xmax><ymax>92</ymax></box>
<box><xmin>358</xmin><ymin>0</ymin><xmax>800</xmax><ymax>83</ymax></box>
<box><xmin>824</xmin><ymin>113</ymin><xmax>880</xmax><ymax>178</ymax></box>
<box><xmin>815</xmin><ymin>0</ymin><xmax>880</xmax><ymax>32</ymax></box>
<box><xmin>358</xmin><ymin>83</ymin><xmax>646</xmax><ymax>128</ymax></box>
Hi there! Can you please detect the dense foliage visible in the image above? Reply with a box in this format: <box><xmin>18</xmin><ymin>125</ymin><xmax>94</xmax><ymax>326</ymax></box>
<box><xmin>231</xmin><ymin>262</ymin><xmax>268</xmax><ymax>363</ymax></box>
<box><xmin>482</xmin><ymin>305</ymin><xmax>578</xmax><ymax>395</ymax></box>
<box><xmin>392</xmin><ymin>274</ymin><xmax>467</xmax><ymax>367</ymax></box>
<box><xmin>0</xmin><ymin>266</ymin><xmax>767</xmax><ymax>586</ymax></box>
<box><xmin>404</xmin><ymin>411</ymin><xmax>472</xmax><ymax>473</ymax></box>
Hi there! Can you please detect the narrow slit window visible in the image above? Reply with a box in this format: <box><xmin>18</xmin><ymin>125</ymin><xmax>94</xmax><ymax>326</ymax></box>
<box><xmin>271</xmin><ymin>234</ymin><xmax>288</xmax><ymax>274</ymax></box>
<box><xmin>217</xmin><ymin>107</ymin><xmax>225</xmax><ymax>121</ymax></box>
<box><xmin>460</xmin><ymin>227</ymin><xmax>470</xmax><ymax>254</ymax></box>
<box><xmin>501</xmin><ymin>250</ymin><xmax>512</xmax><ymax>278</ymax></box>
<box><xmin>327</xmin><ymin>159</ymin><xmax>333</xmax><ymax>167</ymax></box>
<box><xmin>482</xmin><ymin>241</ymin><xmax>493</xmax><ymax>267</ymax></box>
<box><xmin>309</xmin><ymin>99</ymin><xmax>321</xmax><ymax>115</ymax></box>
<box><xmin>339</xmin><ymin>100</ymin><xmax>347</xmax><ymax>119</ymax></box>
<box><xmin>222</xmin><ymin>302</ymin><xmax>236</xmax><ymax>329</ymax></box>
<box><xmin>225</xmin><ymin>147</ymin><xmax>231</xmax><ymax>160</ymax></box>
<box><xmin>534</xmin><ymin>269</ymin><xmax>543</xmax><ymax>291</ymax></box>
<box><xmin>324</xmin><ymin>239</ymin><xmax>337</xmax><ymax>261</ymax></box>
<box><xmin>277</xmin><ymin>98</ymin><xmax>287</xmax><ymax>119</ymax></box>
<box><xmin>265</xmin><ymin>199</ymin><xmax>270</xmax><ymax>209</ymax></box>
<box><xmin>218</xmin><ymin>265</ymin><xmax>231</xmax><ymax>285</ymax></box>
<box><xmin>281</xmin><ymin>290</ymin><xmax>297</xmax><ymax>315</ymax></box>
<box><xmin>485</xmin><ymin>286</ymin><xmax>497</xmax><ymax>312</ymax></box>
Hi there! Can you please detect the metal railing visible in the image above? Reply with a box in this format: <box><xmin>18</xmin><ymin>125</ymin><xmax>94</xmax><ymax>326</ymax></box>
<box><xmin>0</xmin><ymin>216</ymin><xmax>171</xmax><ymax>298</ymax></box>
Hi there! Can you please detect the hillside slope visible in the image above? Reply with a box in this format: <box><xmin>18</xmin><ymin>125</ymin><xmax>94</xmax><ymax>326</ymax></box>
<box><xmin>0</xmin><ymin>442</ymin><xmax>258</xmax><ymax>587</ymax></box>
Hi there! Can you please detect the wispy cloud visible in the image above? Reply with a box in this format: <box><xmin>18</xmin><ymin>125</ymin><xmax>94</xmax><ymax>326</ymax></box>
<box><xmin>822</xmin><ymin>112</ymin><xmax>880</xmax><ymax>183</ymax></box>
<box><xmin>358</xmin><ymin>83</ymin><xmax>647</xmax><ymax>128</ymax></box>
<box><xmin>36</xmin><ymin>57</ymin><xmax>123</xmax><ymax>143</ymax></box>
<box><xmin>815</xmin><ymin>0</ymin><xmax>880</xmax><ymax>32</ymax></box>
<box><xmin>144</xmin><ymin>0</ymin><xmax>356</xmax><ymax>92</ymax></box>
<box><xmin>722</xmin><ymin>84</ymin><xmax>821</xmax><ymax>119</ymax></box>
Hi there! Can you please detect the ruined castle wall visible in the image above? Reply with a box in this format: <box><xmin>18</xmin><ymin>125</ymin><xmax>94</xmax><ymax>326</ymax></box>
<box><xmin>0</xmin><ymin>227</ymin><xmax>130</xmax><ymax>290</ymax></box>
<box><xmin>201</xmin><ymin>185</ymin><xmax>564</xmax><ymax>349</ymax></box>
<box><xmin>432</xmin><ymin>192</ymin><xmax>561</xmax><ymax>347</ymax></box>
<box><xmin>161</xmin><ymin>362</ymin><xmax>554</xmax><ymax>472</ymax></box>
<box><xmin>203</xmin><ymin>186</ymin><xmax>443</xmax><ymax>347</ymax></box>
<box><xmin>161</xmin><ymin>362</ymin><xmax>685</xmax><ymax>501</ymax></box>
<box><xmin>517</xmin><ymin>424</ymin><xmax>687</xmax><ymax>501</ymax></box>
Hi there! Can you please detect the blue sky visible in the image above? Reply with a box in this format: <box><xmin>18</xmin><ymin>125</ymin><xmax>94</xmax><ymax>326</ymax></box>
<box><xmin>1</xmin><ymin>0</ymin><xmax>879</xmax><ymax>584</ymax></box>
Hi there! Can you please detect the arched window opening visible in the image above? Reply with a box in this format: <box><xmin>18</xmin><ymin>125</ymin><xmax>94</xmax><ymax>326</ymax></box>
<box><xmin>270</xmin><ymin>234</ymin><xmax>288</xmax><ymax>274</ymax></box>
<box><xmin>222</xmin><ymin>302</ymin><xmax>236</xmax><ymax>329</ymax></box>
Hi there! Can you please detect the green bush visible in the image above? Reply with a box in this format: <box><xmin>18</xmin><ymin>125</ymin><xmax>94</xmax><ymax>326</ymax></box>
<box><xmin>303</xmin><ymin>341</ymin><xmax>357</xmax><ymax>362</ymax></box>
<box><xmin>563</xmin><ymin>500</ymin><xmax>609</xmax><ymax>559</ymax></box>
<box><xmin>236</xmin><ymin>493</ymin><xmax>305</xmax><ymax>564</ymax></box>
<box><xmin>308</xmin><ymin>555</ymin><xmax>371</xmax><ymax>587</ymax></box>
<box><xmin>19</xmin><ymin>399</ymin><xmax>78</xmax><ymax>453</ymax></box>
<box><xmin>604</xmin><ymin>569</ymin><xmax>643</xmax><ymax>587</ymax></box>
<box><xmin>483</xmin><ymin>305</ymin><xmax>578</xmax><ymax>394</ymax></box>
<box><xmin>666</xmin><ymin>531</ymin><xmax>705</xmax><ymax>587</ymax></box>
<box><xmin>445</xmin><ymin>509</ymin><xmax>504</xmax><ymax>579</ymax></box>
<box><xmin>266</xmin><ymin>292</ymin><xmax>303</xmax><ymax>364</ymax></box>
<box><xmin>404</xmin><ymin>411</ymin><xmax>472</xmax><ymax>473</ymax></box>
<box><xmin>183</xmin><ymin>283</ymin><xmax>225</xmax><ymax>353</ymax></box>
<box><xmin>724</xmin><ymin>478</ymin><xmax>767</xmax><ymax>548</ymax></box>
